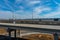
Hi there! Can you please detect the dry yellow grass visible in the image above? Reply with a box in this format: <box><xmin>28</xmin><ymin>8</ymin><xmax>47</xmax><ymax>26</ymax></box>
<box><xmin>0</xmin><ymin>28</ymin><xmax>7</xmax><ymax>35</ymax></box>
<box><xmin>21</xmin><ymin>34</ymin><xmax>54</xmax><ymax>40</ymax></box>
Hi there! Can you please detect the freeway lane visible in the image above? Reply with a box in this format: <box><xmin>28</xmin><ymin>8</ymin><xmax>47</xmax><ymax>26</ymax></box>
<box><xmin>0</xmin><ymin>23</ymin><xmax>60</xmax><ymax>30</ymax></box>
<box><xmin>0</xmin><ymin>23</ymin><xmax>60</xmax><ymax>33</ymax></box>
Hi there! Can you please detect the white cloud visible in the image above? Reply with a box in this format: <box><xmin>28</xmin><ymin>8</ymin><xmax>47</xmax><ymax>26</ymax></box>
<box><xmin>0</xmin><ymin>10</ymin><xmax>26</xmax><ymax>19</ymax></box>
<box><xmin>42</xmin><ymin>6</ymin><xmax>60</xmax><ymax>18</ymax></box>
<box><xmin>29</xmin><ymin>1</ymin><xmax>41</xmax><ymax>5</ymax></box>
<box><xmin>0</xmin><ymin>11</ymin><xmax>13</xmax><ymax>19</ymax></box>
<box><xmin>0</xmin><ymin>10</ymin><xmax>31</xmax><ymax>19</ymax></box>
<box><xmin>25</xmin><ymin>0</ymin><xmax>41</xmax><ymax>7</ymax></box>
<box><xmin>32</xmin><ymin>6</ymin><xmax>52</xmax><ymax>18</ymax></box>
<box><xmin>14</xmin><ymin>0</ymin><xmax>60</xmax><ymax>19</ymax></box>
<box><xmin>53</xmin><ymin>0</ymin><xmax>60</xmax><ymax>6</ymax></box>
<box><xmin>0</xmin><ymin>6</ymin><xmax>59</xmax><ymax>19</ymax></box>
<box><xmin>15</xmin><ymin>0</ymin><xmax>22</xmax><ymax>3</ymax></box>
<box><xmin>15</xmin><ymin>10</ymin><xmax>32</xmax><ymax>19</ymax></box>
<box><xmin>42</xmin><ymin>11</ymin><xmax>60</xmax><ymax>18</ymax></box>
<box><xmin>4</xmin><ymin>0</ymin><xmax>14</xmax><ymax>11</ymax></box>
<box><xmin>19</xmin><ymin>6</ymin><xmax>24</xmax><ymax>10</ymax></box>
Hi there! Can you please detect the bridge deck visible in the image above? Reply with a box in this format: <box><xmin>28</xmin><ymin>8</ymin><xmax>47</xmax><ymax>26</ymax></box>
<box><xmin>0</xmin><ymin>23</ymin><xmax>60</xmax><ymax>30</ymax></box>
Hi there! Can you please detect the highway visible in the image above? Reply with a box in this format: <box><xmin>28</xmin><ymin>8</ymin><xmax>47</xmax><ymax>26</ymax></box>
<box><xmin>0</xmin><ymin>23</ymin><xmax>60</xmax><ymax>33</ymax></box>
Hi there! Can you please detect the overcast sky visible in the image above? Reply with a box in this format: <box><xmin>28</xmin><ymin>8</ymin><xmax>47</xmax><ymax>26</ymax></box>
<box><xmin>0</xmin><ymin>0</ymin><xmax>60</xmax><ymax>19</ymax></box>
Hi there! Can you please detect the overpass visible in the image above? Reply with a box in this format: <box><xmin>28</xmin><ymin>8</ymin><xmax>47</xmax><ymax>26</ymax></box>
<box><xmin>0</xmin><ymin>23</ymin><xmax>60</xmax><ymax>40</ymax></box>
<box><xmin>0</xmin><ymin>23</ymin><xmax>60</xmax><ymax>32</ymax></box>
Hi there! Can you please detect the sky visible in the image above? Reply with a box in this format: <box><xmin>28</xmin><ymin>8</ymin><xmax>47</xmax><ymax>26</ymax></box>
<box><xmin>0</xmin><ymin>0</ymin><xmax>60</xmax><ymax>19</ymax></box>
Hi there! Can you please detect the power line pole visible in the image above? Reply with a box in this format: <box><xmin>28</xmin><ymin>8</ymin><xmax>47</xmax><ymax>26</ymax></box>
<box><xmin>32</xmin><ymin>9</ymin><xmax>33</xmax><ymax>24</ymax></box>
<box><xmin>12</xmin><ymin>11</ymin><xmax>16</xmax><ymax>24</ymax></box>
